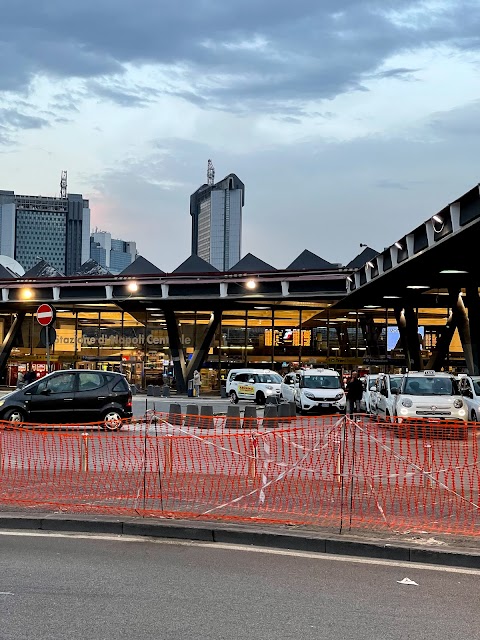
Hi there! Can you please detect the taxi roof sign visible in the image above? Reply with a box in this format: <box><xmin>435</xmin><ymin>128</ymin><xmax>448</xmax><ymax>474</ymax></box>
<box><xmin>424</xmin><ymin>370</ymin><xmax>436</xmax><ymax>376</ymax></box>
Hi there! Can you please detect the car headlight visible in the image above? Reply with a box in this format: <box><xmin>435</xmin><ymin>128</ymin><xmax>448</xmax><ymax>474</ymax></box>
<box><xmin>265</xmin><ymin>385</ymin><xmax>273</xmax><ymax>390</ymax></box>
<box><xmin>459</xmin><ymin>409</ymin><xmax>466</xmax><ymax>416</ymax></box>
<box><xmin>453</xmin><ymin>399</ymin><xmax>463</xmax><ymax>409</ymax></box>
<box><xmin>304</xmin><ymin>392</ymin><xmax>315</xmax><ymax>400</ymax></box>
<box><xmin>334</xmin><ymin>393</ymin><xmax>344</xmax><ymax>400</ymax></box>
<box><xmin>0</xmin><ymin>400</ymin><xmax>4</xmax><ymax>407</ymax></box>
<box><xmin>401</xmin><ymin>398</ymin><xmax>413</xmax><ymax>408</ymax></box>
<box><xmin>400</xmin><ymin>408</ymin><xmax>409</xmax><ymax>415</ymax></box>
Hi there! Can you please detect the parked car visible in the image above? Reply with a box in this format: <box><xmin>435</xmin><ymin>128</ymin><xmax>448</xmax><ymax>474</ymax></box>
<box><xmin>0</xmin><ymin>370</ymin><xmax>132</xmax><ymax>430</ymax></box>
<box><xmin>226</xmin><ymin>369</ymin><xmax>282</xmax><ymax>404</ymax></box>
<box><xmin>362</xmin><ymin>375</ymin><xmax>379</xmax><ymax>414</ymax></box>
<box><xmin>374</xmin><ymin>373</ymin><xmax>403</xmax><ymax>421</ymax></box>
<box><xmin>394</xmin><ymin>370</ymin><xmax>466</xmax><ymax>421</ymax></box>
<box><xmin>282</xmin><ymin>368</ymin><xmax>346</xmax><ymax>415</ymax></box>
<box><xmin>458</xmin><ymin>375</ymin><xmax>480</xmax><ymax>421</ymax></box>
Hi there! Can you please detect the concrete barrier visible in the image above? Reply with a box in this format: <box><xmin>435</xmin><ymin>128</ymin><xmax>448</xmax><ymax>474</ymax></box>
<box><xmin>278</xmin><ymin>402</ymin><xmax>291</xmax><ymax>425</ymax></box>
<box><xmin>263</xmin><ymin>403</ymin><xmax>278</xmax><ymax>428</ymax></box>
<box><xmin>288</xmin><ymin>402</ymin><xmax>296</xmax><ymax>418</ymax></box>
<box><xmin>147</xmin><ymin>385</ymin><xmax>154</xmax><ymax>397</ymax></box>
<box><xmin>167</xmin><ymin>403</ymin><xmax>182</xmax><ymax>426</ymax></box>
<box><xmin>185</xmin><ymin>404</ymin><xmax>199</xmax><ymax>428</ymax></box>
<box><xmin>153</xmin><ymin>385</ymin><xmax>162</xmax><ymax>397</ymax></box>
<box><xmin>225</xmin><ymin>405</ymin><xmax>241</xmax><ymax>429</ymax></box>
<box><xmin>199</xmin><ymin>405</ymin><xmax>215</xmax><ymax>429</ymax></box>
<box><xmin>162</xmin><ymin>386</ymin><xmax>170</xmax><ymax>397</ymax></box>
<box><xmin>243</xmin><ymin>405</ymin><xmax>258</xmax><ymax>429</ymax></box>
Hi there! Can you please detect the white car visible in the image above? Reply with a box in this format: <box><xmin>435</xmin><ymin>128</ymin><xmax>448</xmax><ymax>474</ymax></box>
<box><xmin>362</xmin><ymin>375</ymin><xmax>379</xmax><ymax>414</ymax></box>
<box><xmin>458</xmin><ymin>375</ymin><xmax>480</xmax><ymax>422</ymax></box>
<box><xmin>226</xmin><ymin>369</ymin><xmax>282</xmax><ymax>404</ymax></box>
<box><xmin>374</xmin><ymin>373</ymin><xmax>403</xmax><ymax>421</ymax></box>
<box><xmin>394</xmin><ymin>370</ymin><xmax>467</xmax><ymax>421</ymax></box>
<box><xmin>282</xmin><ymin>368</ymin><xmax>346</xmax><ymax>415</ymax></box>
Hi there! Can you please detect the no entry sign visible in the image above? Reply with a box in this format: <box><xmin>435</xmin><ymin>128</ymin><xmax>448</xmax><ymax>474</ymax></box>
<box><xmin>36</xmin><ymin>304</ymin><xmax>55</xmax><ymax>326</ymax></box>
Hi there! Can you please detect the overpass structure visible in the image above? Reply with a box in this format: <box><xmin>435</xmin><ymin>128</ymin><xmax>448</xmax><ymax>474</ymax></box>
<box><xmin>337</xmin><ymin>183</ymin><xmax>480</xmax><ymax>374</ymax></box>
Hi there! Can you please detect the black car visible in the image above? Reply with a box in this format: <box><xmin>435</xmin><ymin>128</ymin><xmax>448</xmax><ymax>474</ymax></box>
<box><xmin>0</xmin><ymin>370</ymin><xmax>133</xmax><ymax>430</ymax></box>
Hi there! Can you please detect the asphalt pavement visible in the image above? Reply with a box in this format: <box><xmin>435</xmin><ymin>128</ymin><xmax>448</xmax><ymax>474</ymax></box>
<box><xmin>1</xmin><ymin>531</ymin><xmax>479</xmax><ymax>640</ymax></box>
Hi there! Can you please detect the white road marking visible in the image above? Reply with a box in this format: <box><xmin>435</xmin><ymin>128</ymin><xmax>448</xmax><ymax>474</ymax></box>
<box><xmin>0</xmin><ymin>592</ymin><xmax>14</xmax><ymax>596</ymax></box>
<box><xmin>0</xmin><ymin>529</ymin><xmax>478</xmax><ymax>576</ymax></box>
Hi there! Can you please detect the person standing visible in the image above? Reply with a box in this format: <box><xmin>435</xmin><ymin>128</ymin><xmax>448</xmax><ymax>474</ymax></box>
<box><xmin>24</xmin><ymin>368</ymin><xmax>37</xmax><ymax>386</ymax></box>
<box><xmin>16</xmin><ymin>370</ymin><xmax>24</xmax><ymax>388</ymax></box>
<box><xmin>193</xmin><ymin>370</ymin><xmax>201</xmax><ymax>398</ymax></box>
<box><xmin>345</xmin><ymin>371</ymin><xmax>363</xmax><ymax>417</ymax></box>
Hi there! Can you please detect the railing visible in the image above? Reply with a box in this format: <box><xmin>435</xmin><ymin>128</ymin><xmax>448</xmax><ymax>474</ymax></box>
<box><xmin>0</xmin><ymin>414</ymin><xmax>478</xmax><ymax>536</ymax></box>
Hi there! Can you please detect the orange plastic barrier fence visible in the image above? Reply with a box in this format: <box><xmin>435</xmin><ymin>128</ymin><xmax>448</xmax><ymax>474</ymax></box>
<box><xmin>0</xmin><ymin>413</ymin><xmax>479</xmax><ymax>536</ymax></box>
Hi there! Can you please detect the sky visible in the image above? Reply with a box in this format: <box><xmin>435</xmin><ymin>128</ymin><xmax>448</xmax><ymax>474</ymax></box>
<box><xmin>1</xmin><ymin>0</ymin><xmax>480</xmax><ymax>271</ymax></box>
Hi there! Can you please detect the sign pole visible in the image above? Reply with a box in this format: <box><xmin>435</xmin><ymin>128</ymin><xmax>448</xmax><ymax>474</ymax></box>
<box><xmin>36</xmin><ymin>305</ymin><xmax>56</xmax><ymax>374</ymax></box>
<box><xmin>46</xmin><ymin>331</ymin><xmax>51</xmax><ymax>373</ymax></box>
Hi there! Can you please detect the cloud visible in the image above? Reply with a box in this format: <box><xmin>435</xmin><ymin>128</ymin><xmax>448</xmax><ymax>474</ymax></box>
<box><xmin>0</xmin><ymin>109</ymin><xmax>49</xmax><ymax>130</ymax></box>
<box><xmin>375</xmin><ymin>178</ymin><xmax>410</xmax><ymax>190</ymax></box>
<box><xmin>0</xmin><ymin>0</ymin><xmax>479</xmax><ymax>112</ymax></box>
<box><xmin>86</xmin><ymin>80</ymin><xmax>160</xmax><ymax>107</ymax></box>
<box><xmin>374</xmin><ymin>67</ymin><xmax>420</xmax><ymax>80</ymax></box>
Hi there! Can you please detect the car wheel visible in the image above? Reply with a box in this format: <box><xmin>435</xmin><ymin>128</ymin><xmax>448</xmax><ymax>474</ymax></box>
<box><xmin>229</xmin><ymin>391</ymin><xmax>238</xmax><ymax>404</ymax></box>
<box><xmin>256</xmin><ymin>392</ymin><xmax>266</xmax><ymax>405</ymax></box>
<box><xmin>102</xmin><ymin>410</ymin><xmax>123</xmax><ymax>431</ymax></box>
<box><xmin>472</xmin><ymin>410</ymin><xmax>478</xmax><ymax>423</ymax></box>
<box><xmin>4</xmin><ymin>408</ymin><xmax>26</xmax><ymax>424</ymax></box>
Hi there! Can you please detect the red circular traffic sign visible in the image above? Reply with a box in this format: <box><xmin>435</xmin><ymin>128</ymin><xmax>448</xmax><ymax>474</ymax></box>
<box><xmin>36</xmin><ymin>304</ymin><xmax>55</xmax><ymax>326</ymax></box>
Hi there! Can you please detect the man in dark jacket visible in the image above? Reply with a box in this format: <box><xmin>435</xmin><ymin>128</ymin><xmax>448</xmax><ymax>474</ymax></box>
<box><xmin>346</xmin><ymin>372</ymin><xmax>363</xmax><ymax>417</ymax></box>
<box><xmin>24</xmin><ymin>368</ymin><xmax>37</xmax><ymax>385</ymax></box>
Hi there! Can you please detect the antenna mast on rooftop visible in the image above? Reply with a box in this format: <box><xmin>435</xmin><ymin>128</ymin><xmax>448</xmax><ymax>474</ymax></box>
<box><xmin>60</xmin><ymin>170</ymin><xmax>67</xmax><ymax>199</ymax></box>
<box><xmin>207</xmin><ymin>159</ymin><xmax>215</xmax><ymax>186</ymax></box>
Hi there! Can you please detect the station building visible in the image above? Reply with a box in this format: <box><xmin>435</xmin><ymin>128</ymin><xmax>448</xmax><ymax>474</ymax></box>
<box><xmin>0</xmin><ymin>183</ymin><xmax>478</xmax><ymax>393</ymax></box>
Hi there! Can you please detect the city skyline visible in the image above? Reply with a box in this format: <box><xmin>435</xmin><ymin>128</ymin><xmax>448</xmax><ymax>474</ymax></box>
<box><xmin>1</xmin><ymin>2</ymin><xmax>480</xmax><ymax>271</ymax></box>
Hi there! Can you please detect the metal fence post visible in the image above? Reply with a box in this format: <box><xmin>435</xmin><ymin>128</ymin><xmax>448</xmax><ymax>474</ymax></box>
<box><xmin>165</xmin><ymin>435</ymin><xmax>173</xmax><ymax>475</ymax></box>
<box><xmin>80</xmin><ymin>432</ymin><xmax>89</xmax><ymax>473</ymax></box>
<box><xmin>248</xmin><ymin>433</ymin><xmax>258</xmax><ymax>479</ymax></box>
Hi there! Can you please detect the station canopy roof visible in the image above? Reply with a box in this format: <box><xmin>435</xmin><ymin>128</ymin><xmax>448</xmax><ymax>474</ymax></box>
<box><xmin>336</xmin><ymin>183</ymin><xmax>480</xmax><ymax>310</ymax></box>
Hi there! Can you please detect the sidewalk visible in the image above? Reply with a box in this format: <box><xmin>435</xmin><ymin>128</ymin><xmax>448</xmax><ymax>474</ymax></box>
<box><xmin>0</xmin><ymin>511</ymin><xmax>478</xmax><ymax>569</ymax></box>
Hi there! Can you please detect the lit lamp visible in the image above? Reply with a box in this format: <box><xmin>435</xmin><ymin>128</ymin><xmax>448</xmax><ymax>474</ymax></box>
<box><xmin>127</xmin><ymin>282</ymin><xmax>138</xmax><ymax>293</ymax></box>
<box><xmin>21</xmin><ymin>288</ymin><xmax>33</xmax><ymax>299</ymax></box>
<box><xmin>246</xmin><ymin>279</ymin><xmax>257</xmax><ymax>290</ymax></box>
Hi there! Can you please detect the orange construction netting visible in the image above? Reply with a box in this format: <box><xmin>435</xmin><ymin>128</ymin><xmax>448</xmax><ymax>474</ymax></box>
<box><xmin>0</xmin><ymin>413</ymin><xmax>479</xmax><ymax>536</ymax></box>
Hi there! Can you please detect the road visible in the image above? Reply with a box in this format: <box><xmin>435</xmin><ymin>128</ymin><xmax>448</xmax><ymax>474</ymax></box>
<box><xmin>0</xmin><ymin>531</ymin><xmax>478</xmax><ymax>640</ymax></box>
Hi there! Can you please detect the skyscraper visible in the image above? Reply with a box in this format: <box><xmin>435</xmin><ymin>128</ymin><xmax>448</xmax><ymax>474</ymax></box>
<box><xmin>90</xmin><ymin>230</ymin><xmax>137</xmax><ymax>274</ymax></box>
<box><xmin>0</xmin><ymin>190</ymin><xmax>90</xmax><ymax>274</ymax></box>
<box><xmin>190</xmin><ymin>170</ymin><xmax>245</xmax><ymax>271</ymax></box>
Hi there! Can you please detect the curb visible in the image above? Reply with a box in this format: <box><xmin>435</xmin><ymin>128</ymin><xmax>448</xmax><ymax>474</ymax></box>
<box><xmin>0</xmin><ymin>513</ymin><xmax>479</xmax><ymax>569</ymax></box>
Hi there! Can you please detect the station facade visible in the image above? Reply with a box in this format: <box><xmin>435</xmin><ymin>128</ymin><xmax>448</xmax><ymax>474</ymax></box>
<box><xmin>0</xmin><ymin>182</ymin><xmax>479</xmax><ymax>392</ymax></box>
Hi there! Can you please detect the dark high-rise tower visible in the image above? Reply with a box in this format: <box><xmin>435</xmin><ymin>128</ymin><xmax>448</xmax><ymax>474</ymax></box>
<box><xmin>190</xmin><ymin>164</ymin><xmax>245</xmax><ymax>271</ymax></box>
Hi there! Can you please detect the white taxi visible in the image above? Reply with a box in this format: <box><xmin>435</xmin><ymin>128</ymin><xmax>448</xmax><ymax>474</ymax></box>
<box><xmin>282</xmin><ymin>368</ymin><xmax>346</xmax><ymax>415</ymax></box>
<box><xmin>394</xmin><ymin>370</ymin><xmax>467</xmax><ymax>421</ymax></box>
<box><xmin>226</xmin><ymin>369</ymin><xmax>282</xmax><ymax>404</ymax></box>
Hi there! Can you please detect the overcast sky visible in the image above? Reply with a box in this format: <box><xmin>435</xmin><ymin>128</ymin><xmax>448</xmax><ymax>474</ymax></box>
<box><xmin>1</xmin><ymin>0</ymin><xmax>479</xmax><ymax>271</ymax></box>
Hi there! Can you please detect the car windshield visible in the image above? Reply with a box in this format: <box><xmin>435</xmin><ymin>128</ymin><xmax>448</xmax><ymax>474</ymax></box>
<box><xmin>473</xmin><ymin>380</ymin><xmax>480</xmax><ymax>395</ymax></box>
<box><xmin>403</xmin><ymin>376</ymin><xmax>458</xmax><ymax>396</ymax></box>
<box><xmin>302</xmin><ymin>376</ymin><xmax>341</xmax><ymax>389</ymax></box>
<box><xmin>256</xmin><ymin>374</ymin><xmax>282</xmax><ymax>384</ymax></box>
<box><xmin>390</xmin><ymin>376</ymin><xmax>402</xmax><ymax>390</ymax></box>
<box><xmin>368</xmin><ymin>379</ymin><xmax>378</xmax><ymax>390</ymax></box>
